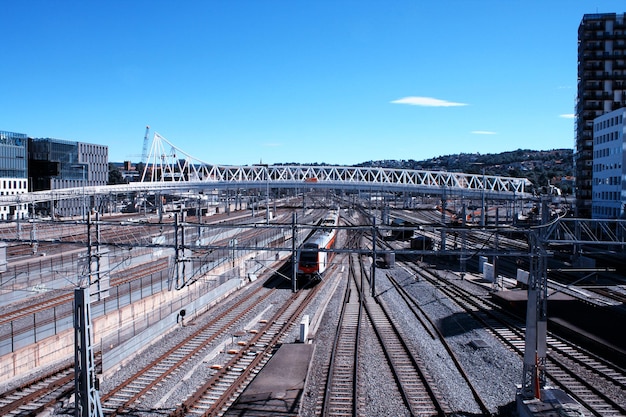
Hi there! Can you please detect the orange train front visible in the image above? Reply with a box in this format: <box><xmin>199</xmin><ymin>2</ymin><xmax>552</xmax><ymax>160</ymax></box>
<box><xmin>297</xmin><ymin>210</ymin><xmax>339</xmax><ymax>279</ymax></box>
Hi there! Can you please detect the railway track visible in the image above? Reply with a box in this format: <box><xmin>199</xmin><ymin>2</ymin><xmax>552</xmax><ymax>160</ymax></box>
<box><xmin>0</xmin><ymin>291</ymin><xmax>73</xmax><ymax>326</ymax></box>
<box><xmin>172</xmin><ymin>274</ymin><xmax>323</xmax><ymax>416</ymax></box>
<box><xmin>588</xmin><ymin>286</ymin><xmax>626</xmax><ymax>305</ymax></box>
<box><xmin>385</xmin><ymin>273</ymin><xmax>493</xmax><ymax>416</ymax></box>
<box><xmin>405</xmin><ymin>262</ymin><xmax>626</xmax><ymax>416</ymax></box>
<box><xmin>360</xmin><ymin>257</ymin><xmax>449</xmax><ymax>416</ymax></box>
<box><xmin>370</xmin><ymin>231</ymin><xmax>499</xmax><ymax>414</ymax></box>
<box><xmin>0</xmin><ymin>215</ymin><xmax>295</xmax><ymax>354</ymax></box>
<box><xmin>317</xmin><ymin>253</ymin><xmax>363</xmax><ymax>416</ymax></box>
<box><xmin>101</xmin><ymin>283</ymin><xmax>277</xmax><ymax>416</ymax></box>
<box><xmin>0</xmin><ymin>210</ymin><xmax>324</xmax><ymax>415</ymax></box>
<box><xmin>320</xmin><ymin>217</ymin><xmax>449</xmax><ymax>417</ymax></box>
<box><xmin>0</xmin><ymin>349</ymin><xmax>103</xmax><ymax>417</ymax></box>
<box><xmin>0</xmin><ymin>365</ymin><xmax>74</xmax><ymax>416</ymax></box>
<box><xmin>3</xmin><ymin>206</ymin><xmax>624</xmax><ymax>416</ymax></box>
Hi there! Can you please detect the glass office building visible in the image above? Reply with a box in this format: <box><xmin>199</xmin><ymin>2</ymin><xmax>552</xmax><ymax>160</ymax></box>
<box><xmin>29</xmin><ymin>138</ymin><xmax>108</xmax><ymax>218</ymax></box>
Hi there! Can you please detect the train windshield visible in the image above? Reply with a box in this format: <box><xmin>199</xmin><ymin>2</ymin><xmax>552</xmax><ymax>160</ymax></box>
<box><xmin>300</xmin><ymin>243</ymin><xmax>319</xmax><ymax>264</ymax></box>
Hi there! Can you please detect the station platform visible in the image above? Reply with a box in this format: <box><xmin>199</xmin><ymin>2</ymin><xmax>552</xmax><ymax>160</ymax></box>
<box><xmin>223</xmin><ymin>343</ymin><xmax>314</xmax><ymax>416</ymax></box>
<box><xmin>517</xmin><ymin>388</ymin><xmax>586</xmax><ymax>417</ymax></box>
<box><xmin>492</xmin><ymin>289</ymin><xmax>625</xmax><ymax>365</ymax></box>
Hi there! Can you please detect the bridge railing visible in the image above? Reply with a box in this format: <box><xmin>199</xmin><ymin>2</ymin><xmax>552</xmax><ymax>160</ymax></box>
<box><xmin>146</xmin><ymin>163</ymin><xmax>531</xmax><ymax>194</ymax></box>
<box><xmin>140</xmin><ymin>132</ymin><xmax>531</xmax><ymax>194</ymax></box>
<box><xmin>0</xmin><ymin>164</ymin><xmax>532</xmax><ymax>206</ymax></box>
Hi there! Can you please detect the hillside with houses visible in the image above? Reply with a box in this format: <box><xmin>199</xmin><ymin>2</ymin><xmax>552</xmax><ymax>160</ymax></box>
<box><xmin>356</xmin><ymin>149</ymin><xmax>574</xmax><ymax>195</ymax></box>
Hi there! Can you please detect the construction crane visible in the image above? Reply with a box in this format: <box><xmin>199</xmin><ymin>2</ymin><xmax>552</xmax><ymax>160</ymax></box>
<box><xmin>141</xmin><ymin>125</ymin><xmax>150</xmax><ymax>164</ymax></box>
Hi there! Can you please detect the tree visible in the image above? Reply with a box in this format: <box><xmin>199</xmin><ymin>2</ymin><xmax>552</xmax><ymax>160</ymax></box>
<box><xmin>108</xmin><ymin>164</ymin><xmax>125</xmax><ymax>185</ymax></box>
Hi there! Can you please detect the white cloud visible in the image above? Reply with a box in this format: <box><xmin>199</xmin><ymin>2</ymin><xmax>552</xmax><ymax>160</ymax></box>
<box><xmin>471</xmin><ymin>130</ymin><xmax>497</xmax><ymax>135</ymax></box>
<box><xmin>391</xmin><ymin>96</ymin><xmax>468</xmax><ymax>107</ymax></box>
<box><xmin>559</xmin><ymin>114</ymin><xmax>575</xmax><ymax>119</ymax></box>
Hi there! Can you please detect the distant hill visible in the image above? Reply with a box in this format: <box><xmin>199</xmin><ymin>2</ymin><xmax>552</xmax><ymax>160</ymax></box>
<box><xmin>355</xmin><ymin>148</ymin><xmax>574</xmax><ymax>194</ymax></box>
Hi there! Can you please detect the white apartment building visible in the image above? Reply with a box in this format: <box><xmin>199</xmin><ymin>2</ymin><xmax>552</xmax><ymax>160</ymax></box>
<box><xmin>0</xmin><ymin>131</ymin><xmax>29</xmax><ymax>220</ymax></box>
<box><xmin>592</xmin><ymin>108</ymin><xmax>626</xmax><ymax>219</ymax></box>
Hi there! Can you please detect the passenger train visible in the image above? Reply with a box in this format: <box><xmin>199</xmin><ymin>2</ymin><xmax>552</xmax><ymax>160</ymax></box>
<box><xmin>297</xmin><ymin>210</ymin><xmax>339</xmax><ymax>279</ymax></box>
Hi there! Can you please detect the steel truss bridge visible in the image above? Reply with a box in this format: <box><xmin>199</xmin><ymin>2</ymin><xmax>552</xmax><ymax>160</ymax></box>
<box><xmin>0</xmin><ymin>132</ymin><xmax>533</xmax><ymax>207</ymax></box>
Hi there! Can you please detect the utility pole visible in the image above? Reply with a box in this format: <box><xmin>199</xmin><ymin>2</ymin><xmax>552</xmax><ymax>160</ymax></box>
<box><xmin>82</xmin><ymin>165</ymin><xmax>86</xmax><ymax>221</ymax></box>
<box><xmin>292</xmin><ymin>212</ymin><xmax>298</xmax><ymax>293</ymax></box>
<box><xmin>371</xmin><ymin>215</ymin><xmax>376</xmax><ymax>297</ymax></box>
<box><xmin>75</xmin><ymin>213</ymin><xmax>103</xmax><ymax>417</ymax></box>
<box><xmin>74</xmin><ymin>213</ymin><xmax>109</xmax><ymax>417</ymax></box>
<box><xmin>74</xmin><ymin>287</ymin><xmax>103</xmax><ymax>417</ymax></box>
<box><xmin>253</xmin><ymin>164</ymin><xmax>270</xmax><ymax>224</ymax></box>
<box><xmin>520</xmin><ymin>198</ymin><xmax>550</xmax><ymax>400</ymax></box>
<box><xmin>481</xmin><ymin>167</ymin><xmax>486</xmax><ymax>227</ymax></box>
<box><xmin>71</xmin><ymin>164</ymin><xmax>87</xmax><ymax>221</ymax></box>
<box><xmin>265</xmin><ymin>165</ymin><xmax>270</xmax><ymax>225</ymax></box>
<box><xmin>440</xmin><ymin>186</ymin><xmax>447</xmax><ymax>251</ymax></box>
<box><xmin>520</xmin><ymin>230</ymin><xmax>548</xmax><ymax>399</ymax></box>
<box><xmin>173</xmin><ymin>213</ymin><xmax>188</xmax><ymax>290</ymax></box>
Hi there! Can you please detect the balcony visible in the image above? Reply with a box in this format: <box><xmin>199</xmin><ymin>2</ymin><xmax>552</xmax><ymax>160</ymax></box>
<box><xmin>581</xmin><ymin>130</ymin><xmax>594</xmax><ymax>140</ymax></box>
<box><xmin>580</xmin><ymin>20</ymin><xmax>603</xmax><ymax>31</ymax></box>
<box><xmin>583</xmin><ymin>62</ymin><xmax>603</xmax><ymax>70</ymax></box>
<box><xmin>585</xmin><ymin>41</ymin><xmax>604</xmax><ymax>50</ymax></box>
<box><xmin>582</xmin><ymin>91</ymin><xmax>606</xmax><ymax>99</ymax></box>
<box><xmin>580</xmin><ymin>71</ymin><xmax>602</xmax><ymax>80</ymax></box>
<box><xmin>583</xmin><ymin>81</ymin><xmax>603</xmax><ymax>89</ymax></box>
<box><xmin>583</xmin><ymin>103</ymin><xmax>603</xmax><ymax>111</ymax></box>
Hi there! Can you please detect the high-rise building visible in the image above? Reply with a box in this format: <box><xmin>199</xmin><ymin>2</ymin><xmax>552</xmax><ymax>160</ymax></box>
<box><xmin>0</xmin><ymin>130</ymin><xmax>29</xmax><ymax>220</ymax></box>
<box><xmin>592</xmin><ymin>108</ymin><xmax>626</xmax><ymax>219</ymax></box>
<box><xmin>28</xmin><ymin>138</ymin><xmax>108</xmax><ymax>218</ymax></box>
<box><xmin>576</xmin><ymin>12</ymin><xmax>626</xmax><ymax>217</ymax></box>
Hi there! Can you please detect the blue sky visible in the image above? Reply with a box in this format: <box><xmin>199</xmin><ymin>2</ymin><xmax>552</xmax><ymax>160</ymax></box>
<box><xmin>1</xmin><ymin>1</ymin><xmax>624</xmax><ymax>165</ymax></box>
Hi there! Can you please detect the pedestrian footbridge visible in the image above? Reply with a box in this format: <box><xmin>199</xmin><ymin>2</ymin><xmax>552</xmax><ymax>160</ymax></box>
<box><xmin>0</xmin><ymin>132</ymin><xmax>533</xmax><ymax>206</ymax></box>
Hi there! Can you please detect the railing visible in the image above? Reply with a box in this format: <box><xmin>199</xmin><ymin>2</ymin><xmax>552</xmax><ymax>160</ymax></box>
<box><xmin>0</xmin><ymin>133</ymin><xmax>533</xmax><ymax>207</ymax></box>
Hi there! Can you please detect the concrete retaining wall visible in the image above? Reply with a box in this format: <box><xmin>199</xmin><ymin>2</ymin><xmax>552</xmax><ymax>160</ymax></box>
<box><xmin>0</xmin><ymin>331</ymin><xmax>75</xmax><ymax>385</ymax></box>
<box><xmin>102</xmin><ymin>277</ymin><xmax>243</xmax><ymax>374</ymax></box>
<box><xmin>0</xmin><ymin>243</ymin><xmax>286</xmax><ymax>385</ymax></box>
<box><xmin>0</xmin><ymin>277</ymin><xmax>243</xmax><ymax>385</ymax></box>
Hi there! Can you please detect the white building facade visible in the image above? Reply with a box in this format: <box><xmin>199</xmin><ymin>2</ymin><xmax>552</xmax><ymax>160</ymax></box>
<box><xmin>592</xmin><ymin>108</ymin><xmax>626</xmax><ymax>219</ymax></box>
<box><xmin>0</xmin><ymin>131</ymin><xmax>29</xmax><ymax>220</ymax></box>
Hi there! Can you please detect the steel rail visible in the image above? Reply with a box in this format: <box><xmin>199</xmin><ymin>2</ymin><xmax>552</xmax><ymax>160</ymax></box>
<box><xmin>355</xmin><ymin>255</ymin><xmax>449</xmax><ymax>416</ymax></box>
<box><xmin>406</xmin><ymin>263</ymin><xmax>626</xmax><ymax>416</ymax></box>
<box><xmin>101</xmin><ymin>284</ymin><xmax>274</xmax><ymax>416</ymax></box>
<box><xmin>386</xmin><ymin>272</ymin><xmax>493</xmax><ymax>416</ymax></box>
<box><xmin>173</xmin><ymin>276</ymin><xmax>323</xmax><ymax>416</ymax></box>
<box><xmin>320</xmin><ymin>251</ymin><xmax>363</xmax><ymax>417</ymax></box>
